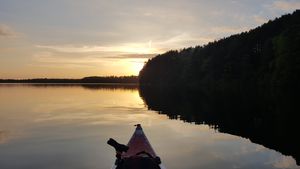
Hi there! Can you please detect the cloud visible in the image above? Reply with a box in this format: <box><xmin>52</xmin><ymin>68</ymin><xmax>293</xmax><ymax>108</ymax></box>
<box><xmin>156</xmin><ymin>33</ymin><xmax>214</xmax><ymax>49</ymax></box>
<box><xmin>272</xmin><ymin>156</ymin><xmax>298</xmax><ymax>168</ymax></box>
<box><xmin>211</xmin><ymin>133</ymin><xmax>238</xmax><ymax>141</ymax></box>
<box><xmin>31</xmin><ymin>50</ymin><xmax>154</xmax><ymax>72</ymax></box>
<box><xmin>258</xmin><ymin>0</ymin><xmax>299</xmax><ymax>25</ymax></box>
<box><xmin>36</xmin><ymin>42</ymin><xmax>161</xmax><ymax>54</ymax></box>
<box><xmin>31</xmin><ymin>51</ymin><xmax>147</xmax><ymax>69</ymax></box>
<box><xmin>32</xmin><ymin>51</ymin><xmax>105</xmax><ymax>65</ymax></box>
<box><xmin>0</xmin><ymin>24</ymin><xmax>17</xmax><ymax>37</ymax></box>
<box><xmin>33</xmin><ymin>43</ymin><xmax>159</xmax><ymax>68</ymax></box>
<box><xmin>253</xmin><ymin>15</ymin><xmax>268</xmax><ymax>24</ymax></box>
<box><xmin>211</xmin><ymin>26</ymin><xmax>248</xmax><ymax>34</ymax></box>
<box><xmin>104</xmin><ymin>53</ymin><xmax>157</xmax><ymax>59</ymax></box>
<box><xmin>32</xmin><ymin>33</ymin><xmax>214</xmax><ymax>72</ymax></box>
<box><xmin>0</xmin><ymin>130</ymin><xmax>25</xmax><ymax>144</ymax></box>
<box><xmin>0</xmin><ymin>131</ymin><xmax>9</xmax><ymax>144</ymax></box>
<box><xmin>35</xmin><ymin>32</ymin><xmax>215</xmax><ymax>58</ymax></box>
<box><xmin>271</xmin><ymin>1</ymin><xmax>300</xmax><ymax>11</ymax></box>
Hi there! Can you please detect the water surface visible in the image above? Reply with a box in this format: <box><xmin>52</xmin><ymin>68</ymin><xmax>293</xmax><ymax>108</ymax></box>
<box><xmin>0</xmin><ymin>84</ymin><xmax>299</xmax><ymax>169</ymax></box>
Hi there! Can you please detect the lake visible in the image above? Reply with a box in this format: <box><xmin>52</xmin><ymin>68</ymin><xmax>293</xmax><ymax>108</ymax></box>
<box><xmin>0</xmin><ymin>84</ymin><xmax>299</xmax><ymax>169</ymax></box>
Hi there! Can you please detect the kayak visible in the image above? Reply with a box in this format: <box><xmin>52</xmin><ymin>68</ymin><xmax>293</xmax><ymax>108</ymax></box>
<box><xmin>108</xmin><ymin>124</ymin><xmax>166</xmax><ymax>169</ymax></box>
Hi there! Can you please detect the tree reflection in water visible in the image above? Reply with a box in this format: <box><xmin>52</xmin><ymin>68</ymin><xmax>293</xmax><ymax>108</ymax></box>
<box><xmin>139</xmin><ymin>86</ymin><xmax>300</xmax><ymax>165</ymax></box>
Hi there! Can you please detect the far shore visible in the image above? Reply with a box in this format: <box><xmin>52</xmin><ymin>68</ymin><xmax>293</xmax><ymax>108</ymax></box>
<box><xmin>0</xmin><ymin>76</ymin><xmax>139</xmax><ymax>84</ymax></box>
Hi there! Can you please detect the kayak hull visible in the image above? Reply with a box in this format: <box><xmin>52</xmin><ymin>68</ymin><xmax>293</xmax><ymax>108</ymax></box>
<box><xmin>110</xmin><ymin>124</ymin><xmax>165</xmax><ymax>169</ymax></box>
<box><xmin>122</xmin><ymin>124</ymin><xmax>156</xmax><ymax>158</ymax></box>
<box><xmin>111</xmin><ymin>164</ymin><xmax>166</xmax><ymax>169</ymax></box>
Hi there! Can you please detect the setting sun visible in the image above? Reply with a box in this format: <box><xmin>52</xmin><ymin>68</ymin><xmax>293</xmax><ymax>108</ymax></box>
<box><xmin>131</xmin><ymin>60</ymin><xmax>146</xmax><ymax>75</ymax></box>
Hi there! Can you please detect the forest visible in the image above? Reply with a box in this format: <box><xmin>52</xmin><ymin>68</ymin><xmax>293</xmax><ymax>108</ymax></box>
<box><xmin>139</xmin><ymin>10</ymin><xmax>300</xmax><ymax>91</ymax></box>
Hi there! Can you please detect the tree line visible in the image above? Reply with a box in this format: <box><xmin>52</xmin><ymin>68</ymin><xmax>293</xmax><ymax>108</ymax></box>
<box><xmin>0</xmin><ymin>76</ymin><xmax>138</xmax><ymax>84</ymax></box>
<box><xmin>139</xmin><ymin>10</ymin><xmax>300</xmax><ymax>91</ymax></box>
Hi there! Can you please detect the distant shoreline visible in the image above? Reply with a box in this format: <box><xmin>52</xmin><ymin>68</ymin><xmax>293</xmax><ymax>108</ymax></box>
<box><xmin>0</xmin><ymin>82</ymin><xmax>139</xmax><ymax>84</ymax></box>
<box><xmin>0</xmin><ymin>76</ymin><xmax>139</xmax><ymax>84</ymax></box>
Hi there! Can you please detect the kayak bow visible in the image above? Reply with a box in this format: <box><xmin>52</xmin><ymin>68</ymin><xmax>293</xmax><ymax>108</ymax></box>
<box><xmin>108</xmin><ymin>124</ymin><xmax>165</xmax><ymax>169</ymax></box>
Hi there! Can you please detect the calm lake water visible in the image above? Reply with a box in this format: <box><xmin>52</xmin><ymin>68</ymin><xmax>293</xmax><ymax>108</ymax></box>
<box><xmin>0</xmin><ymin>84</ymin><xmax>299</xmax><ymax>169</ymax></box>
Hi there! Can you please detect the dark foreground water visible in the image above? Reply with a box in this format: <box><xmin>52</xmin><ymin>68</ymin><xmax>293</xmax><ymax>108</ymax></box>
<box><xmin>0</xmin><ymin>84</ymin><xmax>299</xmax><ymax>169</ymax></box>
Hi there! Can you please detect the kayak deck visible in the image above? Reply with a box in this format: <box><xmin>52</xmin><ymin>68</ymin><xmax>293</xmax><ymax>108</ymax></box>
<box><xmin>109</xmin><ymin>124</ymin><xmax>165</xmax><ymax>169</ymax></box>
<box><xmin>122</xmin><ymin>124</ymin><xmax>156</xmax><ymax>158</ymax></box>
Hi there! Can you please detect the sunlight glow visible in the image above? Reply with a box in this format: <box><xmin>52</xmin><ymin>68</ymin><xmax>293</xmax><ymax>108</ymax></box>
<box><xmin>118</xmin><ymin>59</ymin><xmax>146</xmax><ymax>75</ymax></box>
<box><xmin>132</xmin><ymin>61</ymin><xmax>145</xmax><ymax>74</ymax></box>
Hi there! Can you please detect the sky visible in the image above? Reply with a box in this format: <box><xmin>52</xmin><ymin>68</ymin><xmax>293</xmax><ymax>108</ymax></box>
<box><xmin>0</xmin><ymin>0</ymin><xmax>299</xmax><ymax>78</ymax></box>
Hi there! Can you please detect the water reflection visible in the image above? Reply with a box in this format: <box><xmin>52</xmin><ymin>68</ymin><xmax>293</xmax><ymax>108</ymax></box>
<box><xmin>139</xmin><ymin>86</ymin><xmax>300</xmax><ymax>166</ymax></box>
<box><xmin>0</xmin><ymin>84</ymin><xmax>299</xmax><ymax>169</ymax></box>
